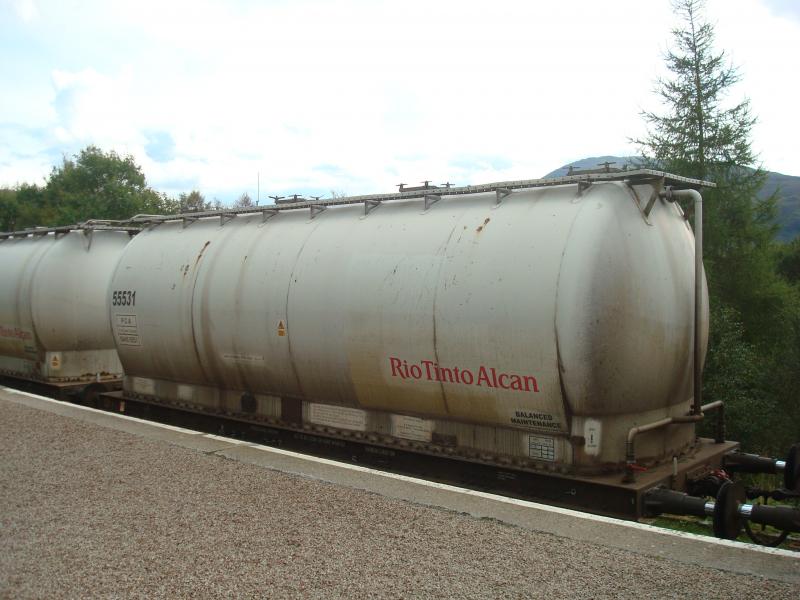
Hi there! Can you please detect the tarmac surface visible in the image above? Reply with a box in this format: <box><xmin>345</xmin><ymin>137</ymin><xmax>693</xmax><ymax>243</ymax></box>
<box><xmin>1</xmin><ymin>386</ymin><xmax>798</xmax><ymax>599</ymax></box>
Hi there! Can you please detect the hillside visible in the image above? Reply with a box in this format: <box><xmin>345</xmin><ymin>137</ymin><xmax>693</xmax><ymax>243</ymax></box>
<box><xmin>543</xmin><ymin>156</ymin><xmax>800</xmax><ymax>241</ymax></box>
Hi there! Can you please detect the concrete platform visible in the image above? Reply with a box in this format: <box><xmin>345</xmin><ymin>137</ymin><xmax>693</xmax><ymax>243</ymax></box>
<box><xmin>1</xmin><ymin>386</ymin><xmax>798</xmax><ymax>598</ymax></box>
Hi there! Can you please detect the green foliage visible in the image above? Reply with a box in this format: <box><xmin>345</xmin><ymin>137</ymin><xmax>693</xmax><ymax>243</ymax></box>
<box><xmin>636</xmin><ymin>0</ymin><xmax>800</xmax><ymax>455</ymax></box>
<box><xmin>0</xmin><ymin>187</ymin><xmax>19</xmax><ymax>231</ymax></box>
<box><xmin>1</xmin><ymin>146</ymin><xmax>175</xmax><ymax>229</ymax></box>
<box><xmin>700</xmin><ymin>305</ymin><xmax>775</xmax><ymax>452</ymax></box>
<box><xmin>177</xmin><ymin>190</ymin><xmax>209</xmax><ymax>212</ymax></box>
<box><xmin>0</xmin><ymin>145</ymin><xmax>228</xmax><ymax>230</ymax></box>
<box><xmin>45</xmin><ymin>146</ymin><xmax>173</xmax><ymax>223</ymax></box>
<box><xmin>777</xmin><ymin>237</ymin><xmax>800</xmax><ymax>283</ymax></box>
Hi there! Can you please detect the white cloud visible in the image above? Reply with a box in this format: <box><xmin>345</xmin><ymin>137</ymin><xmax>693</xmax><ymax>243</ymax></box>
<box><xmin>1</xmin><ymin>0</ymin><xmax>798</xmax><ymax>201</ymax></box>
<box><xmin>709</xmin><ymin>0</ymin><xmax>800</xmax><ymax>173</ymax></box>
<box><xmin>13</xmin><ymin>0</ymin><xmax>37</xmax><ymax>22</ymax></box>
<box><xmin>50</xmin><ymin>68</ymin><xmax>143</xmax><ymax>148</ymax></box>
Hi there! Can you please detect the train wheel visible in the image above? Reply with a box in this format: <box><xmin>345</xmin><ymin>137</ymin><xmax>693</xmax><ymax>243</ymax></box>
<box><xmin>713</xmin><ymin>480</ymin><xmax>745</xmax><ymax>540</ymax></box>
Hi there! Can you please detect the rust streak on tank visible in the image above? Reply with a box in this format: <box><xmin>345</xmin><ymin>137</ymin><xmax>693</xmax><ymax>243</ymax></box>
<box><xmin>194</xmin><ymin>241</ymin><xmax>211</xmax><ymax>268</ymax></box>
<box><xmin>476</xmin><ymin>217</ymin><xmax>490</xmax><ymax>233</ymax></box>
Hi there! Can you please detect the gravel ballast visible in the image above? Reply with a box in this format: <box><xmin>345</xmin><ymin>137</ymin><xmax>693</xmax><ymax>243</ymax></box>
<box><xmin>1</xmin><ymin>399</ymin><xmax>797</xmax><ymax>599</ymax></box>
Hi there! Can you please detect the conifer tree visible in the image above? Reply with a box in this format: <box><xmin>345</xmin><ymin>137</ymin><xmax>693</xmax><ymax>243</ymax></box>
<box><xmin>635</xmin><ymin>0</ymin><xmax>799</xmax><ymax>453</ymax></box>
<box><xmin>635</xmin><ymin>0</ymin><xmax>786</xmax><ymax>345</ymax></box>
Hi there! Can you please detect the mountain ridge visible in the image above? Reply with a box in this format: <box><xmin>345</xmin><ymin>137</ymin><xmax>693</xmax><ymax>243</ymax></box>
<box><xmin>543</xmin><ymin>156</ymin><xmax>800</xmax><ymax>241</ymax></box>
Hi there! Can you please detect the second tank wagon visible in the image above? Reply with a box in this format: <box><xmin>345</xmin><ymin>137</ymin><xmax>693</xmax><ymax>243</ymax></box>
<box><xmin>0</xmin><ymin>223</ymin><xmax>138</xmax><ymax>393</ymax></box>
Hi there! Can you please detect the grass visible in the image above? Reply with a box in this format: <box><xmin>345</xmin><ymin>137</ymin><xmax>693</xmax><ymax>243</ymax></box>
<box><xmin>641</xmin><ymin>514</ymin><xmax>800</xmax><ymax>550</ymax></box>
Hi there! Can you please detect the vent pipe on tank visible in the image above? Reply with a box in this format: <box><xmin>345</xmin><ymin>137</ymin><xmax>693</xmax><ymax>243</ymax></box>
<box><xmin>661</xmin><ymin>187</ymin><xmax>703</xmax><ymax>416</ymax></box>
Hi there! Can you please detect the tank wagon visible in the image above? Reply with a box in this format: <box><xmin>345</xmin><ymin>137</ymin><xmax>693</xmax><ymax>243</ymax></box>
<box><xmin>0</xmin><ymin>222</ymin><xmax>138</xmax><ymax>399</ymax></box>
<box><xmin>106</xmin><ymin>169</ymin><xmax>798</xmax><ymax>537</ymax></box>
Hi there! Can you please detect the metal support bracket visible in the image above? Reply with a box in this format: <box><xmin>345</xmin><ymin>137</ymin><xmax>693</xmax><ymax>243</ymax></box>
<box><xmin>81</xmin><ymin>228</ymin><xmax>93</xmax><ymax>251</ymax></box>
<box><xmin>364</xmin><ymin>199</ymin><xmax>382</xmax><ymax>215</ymax></box>
<box><xmin>261</xmin><ymin>209</ymin><xmax>278</xmax><ymax>223</ymax></box>
<box><xmin>495</xmin><ymin>188</ymin><xmax>511</xmax><ymax>205</ymax></box>
<box><xmin>309</xmin><ymin>204</ymin><xmax>327</xmax><ymax>219</ymax></box>
<box><xmin>624</xmin><ymin>177</ymin><xmax>664</xmax><ymax>225</ymax></box>
<box><xmin>219</xmin><ymin>212</ymin><xmax>236</xmax><ymax>226</ymax></box>
<box><xmin>643</xmin><ymin>189</ymin><xmax>659</xmax><ymax>218</ymax></box>
<box><xmin>182</xmin><ymin>216</ymin><xmax>199</xmax><ymax>229</ymax></box>
<box><xmin>424</xmin><ymin>194</ymin><xmax>441</xmax><ymax>211</ymax></box>
<box><xmin>577</xmin><ymin>181</ymin><xmax>592</xmax><ymax>196</ymax></box>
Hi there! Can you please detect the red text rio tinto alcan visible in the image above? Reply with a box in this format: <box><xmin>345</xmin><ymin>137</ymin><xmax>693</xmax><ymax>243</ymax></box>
<box><xmin>388</xmin><ymin>356</ymin><xmax>540</xmax><ymax>393</ymax></box>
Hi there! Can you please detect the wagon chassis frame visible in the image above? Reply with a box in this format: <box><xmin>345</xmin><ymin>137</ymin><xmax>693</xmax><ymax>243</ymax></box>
<box><xmin>92</xmin><ymin>389</ymin><xmax>736</xmax><ymax>520</ymax></box>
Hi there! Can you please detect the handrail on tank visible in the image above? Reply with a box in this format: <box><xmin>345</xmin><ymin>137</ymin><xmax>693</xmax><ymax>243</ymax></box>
<box><xmin>1</xmin><ymin>170</ymin><xmax>716</xmax><ymax>237</ymax></box>
<box><xmin>108</xmin><ymin>169</ymin><xmax>716</xmax><ymax>226</ymax></box>
<box><xmin>0</xmin><ymin>222</ymin><xmax>142</xmax><ymax>239</ymax></box>
<box><xmin>127</xmin><ymin>214</ymin><xmax>169</xmax><ymax>221</ymax></box>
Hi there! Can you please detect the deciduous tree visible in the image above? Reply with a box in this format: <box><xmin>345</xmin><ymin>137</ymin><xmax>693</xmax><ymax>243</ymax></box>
<box><xmin>43</xmin><ymin>146</ymin><xmax>170</xmax><ymax>223</ymax></box>
<box><xmin>178</xmin><ymin>190</ymin><xmax>210</xmax><ymax>212</ymax></box>
<box><xmin>5</xmin><ymin>146</ymin><xmax>173</xmax><ymax>227</ymax></box>
<box><xmin>233</xmin><ymin>192</ymin><xmax>253</xmax><ymax>208</ymax></box>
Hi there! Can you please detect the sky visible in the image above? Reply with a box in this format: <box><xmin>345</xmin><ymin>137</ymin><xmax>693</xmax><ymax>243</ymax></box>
<box><xmin>1</xmin><ymin>0</ymin><xmax>799</xmax><ymax>204</ymax></box>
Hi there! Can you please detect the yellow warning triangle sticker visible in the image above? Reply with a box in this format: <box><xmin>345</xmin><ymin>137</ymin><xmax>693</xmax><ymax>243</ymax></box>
<box><xmin>277</xmin><ymin>320</ymin><xmax>286</xmax><ymax>337</ymax></box>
